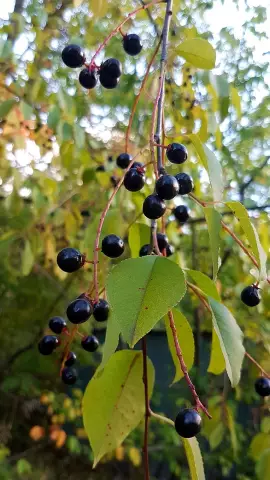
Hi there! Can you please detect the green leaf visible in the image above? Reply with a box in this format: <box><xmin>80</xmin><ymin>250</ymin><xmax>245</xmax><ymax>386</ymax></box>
<box><xmin>100</xmin><ymin>315</ymin><xmax>120</xmax><ymax>368</ymax></box>
<box><xmin>47</xmin><ymin>105</ymin><xmax>61</xmax><ymax>130</ymax></box>
<box><xmin>256</xmin><ymin>449</ymin><xmax>270</xmax><ymax>480</ymax></box>
<box><xmin>208</xmin><ymin>329</ymin><xmax>225</xmax><ymax>375</ymax></box>
<box><xmin>208</xmin><ymin>297</ymin><xmax>245</xmax><ymax>387</ymax></box>
<box><xmin>230</xmin><ymin>86</ymin><xmax>241</xmax><ymax>119</ymax></box>
<box><xmin>209</xmin><ymin>423</ymin><xmax>225</xmax><ymax>450</ymax></box>
<box><xmin>0</xmin><ymin>99</ymin><xmax>17</xmax><ymax>117</ymax></box>
<box><xmin>185</xmin><ymin>269</ymin><xmax>221</xmax><ymax>301</ymax></box>
<box><xmin>128</xmin><ymin>223</ymin><xmax>150</xmax><ymax>258</ymax></box>
<box><xmin>178</xmin><ymin>38</ymin><xmax>216</xmax><ymax>69</ymax></box>
<box><xmin>82</xmin><ymin>350</ymin><xmax>155</xmax><ymax>467</ymax></box>
<box><xmin>226</xmin><ymin>201</ymin><xmax>267</xmax><ymax>280</ymax></box>
<box><xmin>249</xmin><ymin>433</ymin><xmax>270</xmax><ymax>461</ymax></box>
<box><xmin>22</xmin><ymin>239</ymin><xmax>34</xmax><ymax>276</ymax></box>
<box><xmin>17</xmin><ymin>459</ymin><xmax>32</xmax><ymax>475</ymax></box>
<box><xmin>182</xmin><ymin>437</ymin><xmax>205</xmax><ymax>480</ymax></box>
<box><xmin>106</xmin><ymin>257</ymin><xmax>186</xmax><ymax>347</ymax></box>
<box><xmin>226</xmin><ymin>406</ymin><xmax>238</xmax><ymax>457</ymax></box>
<box><xmin>20</xmin><ymin>101</ymin><xmax>33</xmax><ymax>120</ymax></box>
<box><xmin>164</xmin><ymin>308</ymin><xmax>194</xmax><ymax>384</ymax></box>
<box><xmin>204</xmin><ymin>207</ymin><xmax>222</xmax><ymax>280</ymax></box>
<box><xmin>74</xmin><ymin>124</ymin><xmax>85</xmax><ymax>149</ymax></box>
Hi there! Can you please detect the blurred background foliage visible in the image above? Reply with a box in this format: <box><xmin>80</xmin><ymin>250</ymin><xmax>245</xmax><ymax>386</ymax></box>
<box><xmin>0</xmin><ymin>0</ymin><xmax>269</xmax><ymax>478</ymax></box>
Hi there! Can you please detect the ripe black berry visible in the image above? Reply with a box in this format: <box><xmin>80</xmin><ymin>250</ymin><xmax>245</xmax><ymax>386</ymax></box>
<box><xmin>132</xmin><ymin>161</ymin><xmax>143</xmax><ymax>169</ymax></box>
<box><xmin>175</xmin><ymin>409</ymin><xmax>202</xmax><ymax>438</ymax></box>
<box><xmin>166</xmin><ymin>143</ymin><xmax>188</xmax><ymax>164</ymax></box>
<box><xmin>81</xmin><ymin>335</ymin><xmax>99</xmax><ymax>352</ymax></box>
<box><xmin>99</xmin><ymin>71</ymin><xmax>119</xmax><ymax>89</ymax></box>
<box><xmin>241</xmin><ymin>285</ymin><xmax>260</xmax><ymax>307</ymax></box>
<box><xmin>123</xmin><ymin>34</ymin><xmax>143</xmax><ymax>56</ymax></box>
<box><xmin>165</xmin><ymin>244</ymin><xmax>175</xmax><ymax>257</ymax></box>
<box><xmin>175</xmin><ymin>173</ymin><xmax>194</xmax><ymax>194</ymax></box>
<box><xmin>65</xmin><ymin>351</ymin><xmax>77</xmax><ymax>367</ymax></box>
<box><xmin>62</xmin><ymin>44</ymin><xmax>85</xmax><ymax>68</ymax></box>
<box><xmin>124</xmin><ymin>168</ymin><xmax>145</xmax><ymax>192</ymax></box>
<box><xmin>66</xmin><ymin>299</ymin><xmax>93</xmax><ymax>324</ymax></box>
<box><xmin>156</xmin><ymin>175</ymin><xmax>179</xmax><ymax>200</ymax></box>
<box><xmin>174</xmin><ymin>205</ymin><xmax>189</xmax><ymax>224</ymax></box>
<box><xmin>81</xmin><ymin>210</ymin><xmax>91</xmax><ymax>217</ymax></box>
<box><xmin>57</xmin><ymin>248</ymin><xmax>84</xmax><ymax>273</ymax></box>
<box><xmin>139</xmin><ymin>244</ymin><xmax>151</xmax><ymax>256</ymax></box>
<box><xmin>49</xmin><ymin>316</ymin><xmax>67</xmax><ymax>334</ymax></box>
<box><xmin>116</xmin><ymin>153</ymin><xmax>131</xmax><ymax>169</ymax></box>
<box><xmin>38</xmin><ymin>335</ymin><xmax>59</xmax><ymax>355</ymax></box>
<box><xmin>96</xmin><ymin>165</ymin><xmax>106</xmax><ymax>172</ymax></box>
<box><xmin>254</xmin><ymin>377</ymin><xmax>270</xmax><ymax>397</ymax></box>
<box><xmin>62</xmin><ymin>367</ymin><xmax>78</xmax><ymax>385</ymax></box>
<box><xmin>143</xmin><ymin>194</ymin><xmax>166</xmax><ymax>220</ymax></box>
<box><xmin>108</xmin><ymin>155</ymin><xmax>113</xmax><ymax>162</ymax></box>
<box><xmin>79</xmin><ymin>68</ymin><xmax>97</xmax><ymax>89</ymax></box>
<box><xmin>157</xmin><ymin>233</ymin><xmax>169</xmax><ymax>250</ymax></box>
<box><xmin>100</xmin><ymin>58</ymin><xmax>122</xmax><ymax>78</ymax></box>
<box><xmin>102</xmin><ymin>234</ymin><xmax>125</xmax><ymax>258</ymax></box>
<box><xmin>93</xmin><ymin>299</ymin><xmax>109</xmax><ymax>322</ymax></box>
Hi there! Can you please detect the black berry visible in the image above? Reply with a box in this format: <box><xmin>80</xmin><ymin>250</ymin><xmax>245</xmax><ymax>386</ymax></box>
<box><xmin>241</xmin><ymin>285</ymin><xmax>260</xmax><ymax>307</ymax></box>
<box><xmin>96</xmin><ymin>165</ymin><xmax>106</xmax><ymax>172</ymax></box>
<box><xmin>174</xmin><ymin>205</ymin><xmax>189</xmax><ymax>224</ymax></box>
<box><xmin>38</xmin><ymin>335</ymin><xmax>59</xmax><ymax>355</ymax></box>
<box><xmin>165</xmin><ymin>244</ymin><xmax>174</xmax><ymax>257</ymax></box>
<box><xmin>93</xmin><ymin>299</ymin><xmax>109</xmax><ymax>322</ymax></box>
<box><xmin>132</xmin><ymin>161</ymin><xmax>143</xmax><ymax>169</ymax></box>
<box><xmin>102</xmin><ymin>234</ymin><xmax>125</xmax><ymax>258</ymax></box>
<box><xmin>100</xmin><ymin>58</ymin><xmax>122</xmax><ymax>78</ymax></box>
<box><xmin>65</xmin><ymin>351</ymin><xmax>77</xmax><ymax>367</ymax></box>
<box><xmin>66</xmin><ymin>299</ymin><xmax>93</xmax><ymax>324</ymax></box>
<box><xmin>81</xmin><ymin>335</ymin><xmax>99</xmax><ymax>352</ymax></box>
<box><xmin>156</xmin><ymin>174</ymin><xmax>179</xmax><ymax>200</ymax></box>
<box><xmin>81</xmin><ymin>210</ymin><xmax>91</xmax><ymax>217</ymax></box>
<box><xmin>139</xmin><ymin>244</ymin><xmax>151</xmax><ymax>256</ymax></box>
<box><xmin>49</xmin><ymin>316</ymin><xmax>67</xmax><ymax>334</ymax></box>
<box><xmin>143</xmin><ymin>194</ymin><xmax>166</xmax><ymax>220</ymax></box>
<box><xmin>124</xmin><ymin>168</ymin><xmax>145</xmax><ymax>192</ymax></box>
<box><xmin>110</xmin><ymin>175</ymin><xmax>119</xmax><ymax>187</ymax></box>
<box><xmin>254</xmin><ymin>377</ymin><xmax>270</xmax><ymax>397</ymax></box>
<box><xmin>61</xmin><ymin>367</ymin><xmax>78</xmax><ymax>385</ymax></box>
<box><xmin>175</xmin><ymin>409</ymin><xmax>202</xmax><ymax>438</ymax></box>
<box><xmin>116</xmin><ymin>153</ymin><xmax>131</xmax><ymax>169</ymax></box>
<box><xmin>57</xmin><ymin>248</ymin><xmax>84</xmax><ymax>273</ymax></box>
<box><xmin>99</xmin><ymin>71</ymin><xmax>119</xmax><ymax>89</ymax></box>
<box><xmin>166</xmin><ymin>143</ymin><xmax>188</xmax><ymax>164</ymax></box>
<box><xmin>79</xmin><ymin>68</ymin><xmax>97</xmax><ymax>89</ymax></box>
<box><xmin>62</xmin><ymin>44</ymin><xmax>85</xmax><ymax>68</ymax></box>
<box><xmin>108</xmin><ymin>155</ymin><xmax>113</xmax><ymax>162</ymax></box>
<box><xmin>123</xmin><ymin>34</ymin><xmax>143</xmax><ymax>56</ymax></box>
<box><xmin>175</xmin><ymin>173</ymin><xmax>194</xmax><ymax>194</ymax></box>
<box><xmin>157</xmin><ymin>233</ymin><xmax>169</xmax><ymax>250</ymax></box>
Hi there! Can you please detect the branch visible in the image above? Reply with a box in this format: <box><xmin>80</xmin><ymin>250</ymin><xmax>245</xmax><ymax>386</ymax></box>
<box><xmin>142</xmin><ymin>337</ymin><xmax>151</xmax><ymax>480</ymax></box>
<box><xmin>139</xmin><ymin>0</ymin><xmax>160</xmax><ymax>36</ymax></box>
<box><xmin>245</xmin><ymin>352</ymin><xmax>270</xmax><ymax>379</ymax></box>
<box><xmin>239</xmin><ymin>157</ymin><xmax>269</xmax><ymax>202</ymax></box>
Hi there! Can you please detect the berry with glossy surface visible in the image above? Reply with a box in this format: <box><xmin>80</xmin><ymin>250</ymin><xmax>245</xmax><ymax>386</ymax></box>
<box><xmin>254</xmin><ymin>377</ymin><xmax>270</xmax><ymax>397</ymax></box>
<box><xmin>99</xmin><ymin>71</ymin><xmax>119</xmax><ymax>89</ymax></box>
<box><xmin>38</xmin><ymin>335</ymin><xmax>59</xmax><ymax>355</ymax></box>
<box><xmin>48</xmin><ymin>316</ymin><xmax>66</xmax><ymax>334</ymax></box>
<box><xmin>165</xmin><ymin>244</ymin><xmax>175</xmax><ymax>257</ymax></box>
<box><xmin>81</xmin><ymin>335</ymin><xmax>99</xmax><ymax>352</ymax></box>
<box><xmin>116</xmin><ymin>153</ymin><xmax>131</xmax><ymax>169</ymax></box>
<box><xmin>156</xmin><ymin>174</ymin><xmax>179</xmax><ymax>200</ymax></box>
<box><xmin>61</xmin><ymin>367</ymin><xmax>78</xmax><ymax>385</ymax></box>
<box><xmin>102</xmin><ymin>234</ymin><xmax>125</xmax><ymax>258</ymax></box>
<box><xmin>61</xmin><ymin>44</ymin><xmax>85</xmax><ymax>68</ymax></box>
<box><xmin>139</xmin><ymin>244</ymin><xmax>151</xmax><ymax>256</ymax></box>
<box><xmin>93</xmin><ymin>299</ymin><xmax>109</xmax><ymax>322</ymax></box>
<box><xmin>79</xmin><ymin>68</ymin><xmax>97</xmax><ymax>89</ymax></box>
<box><xmin>124</xmin><ymin>168</ymin><xmax>145</xmax><ymax>192</ymax></box>
<box><xmin>123</xmin><ymin>34</ymin><xmax>143</xmax><ymax>56</ymax></box>
<box><xmin>100</xmin><ymin>58</ymin><xmax>122</xmax><ymax>78</ymax></box>
<box><xmin>143</xmin><ymin>194</ymin><xmax>166</xmax><ymax>220</ymax></box>
<box><xmin>66</xmin><ymin>298</ymin><xmax>93</xmax><ymax>324</ymax></box>
<box><xmin>174</xmin><ymin>205</ymin><xmax>189</xmax><ymax>224</ymax></box>
<box><xmin>175</xmin><ymin>409</ymin><xmax>202</xmax><ymax>438</ymax></box>
<box><xmin>241</xmin><ymin>285</ymin><xmax>260</xmax><ymax>307</ymax></box>
<box><xmin>166</xmin><ymin>143</ymin><xmax>188</xmax><ymax>164</ymax></box>
<box><xmin>65</xmin><ymin>351</ymin><xmax>77</xmax><ymax>367</ymax></box>
<box><xmin>157</xmin><ymin>233</ymin><xmax>169</xmax><ymax>250</ymax></box>
<box><xmin>57</xmin><ymin>248</ymin><xmax>84</xmax><ymax>273</ymax></box>
<box><xmin>132</xmin><ymin>161</ymin><xmax>143</xmax><ymax>169</ymax></box>
<box><xmin>175</xmin><ymin>172</ymin><xmax>194</xmax><ymax>194</ymax></box>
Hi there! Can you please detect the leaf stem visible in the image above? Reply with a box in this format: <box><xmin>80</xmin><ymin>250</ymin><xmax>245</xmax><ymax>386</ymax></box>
<box><xmin>142</xmin><ymin>337</ymin><xmax>151</xmax><ymax>480</ymax></box>
<box><xmin>245</xmin><ymin>352</ymin><xmax>270</xmax><ymax>379</ymax></box>
<box><xmin>150</xmin><ymin>410</ymin><xmax>175</xmax><ymax>427</ymax></box>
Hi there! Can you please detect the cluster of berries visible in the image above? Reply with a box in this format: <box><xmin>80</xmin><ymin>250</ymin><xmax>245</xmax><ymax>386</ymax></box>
<box><xmin>61</xmin><ymin>34</ymin><xmax>142</xmax><ymax>90</ymax></box>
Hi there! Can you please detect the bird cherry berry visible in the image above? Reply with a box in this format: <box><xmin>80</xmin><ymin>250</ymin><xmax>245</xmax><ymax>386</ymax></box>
<box><xmin>79</xmin><ymin>68</ymin><xmax>97</xmax><ymax>89</ymax></box>
<box><xmin>156</xmin><ymin>174</ymin><xmax>179</xmax><ymax>200</ymax></box>
<box><xmin>38</xmin><ymin>335</ymin><xmax>59</xmax><ymax>355</ymax></box>
<box><xmin>124</xmin><ymin>168</ymin><xmax>145</xmax><ymax>192</ymax></box>
<box><xmin>132</xmin><ymin>161</ymin><xmax>143</xmax><ymax>169</ymax></box>
<box><xmin>93</xmin><ymin>299</ymin><xmax>110</xmax><ymax>322</ymax></box>
<box><xmin>123</xmin><ymin>34</ymin><xmax>143</xmax><ymax>56</ymax></box>
<box><xmin>49</xmin><ymin>316</ymin><xmax>67</xmax><ymax>334</ymax></box>
<box><xmin>139</xmin><ymin>244</ymin><xmax>151</xmax><ymax>257</ymax></box>
<box><xmin>241</xmin><ymin>285</ymin><xmax>260</xmax><ymax>307</ymax></box>
<box><xmin>81</xmin><ymin>335</ymin><xmax>99</xmax><ymax>352</ymax></box>
<box><xmin>99</xmin><ymin>71</ymin><xmax>119</xmax><ymax>89</ymax></box>
<box><xmin>101</xmin><ymin>234</ymin><xmax>125</xmax><ymax>258</ymax></box>
<box><xmin>175</xmin><ymin>173</ymin><xmax>194</xmax><ymax>194</ymax></box>
<box><xmin>57</xmin><ymin>248</ymin><xmax>84</xmax><ymax>273</ymax></box>
<box><xmin>116</xmin><ymin>153</ymin><xmax>131</xmax><ymax>169</ymax></box>
<box><xmin>174</xmin><ymin>408</ymin><xmax>202</xmax><ymax>438</ymax></box>
<box><xmin>61</xmin><ymin>44</ymin><xmax>85</xmax><ymax>68</ymax></box>
<box><xmin>254</xmin><ymin>377</ymin><xmax>270</xmax><ymax>397</ymax></box>
<box><xmin>66</xmin><ymin>298</ymin><xmax>93</xmax><ymax>324</ymax></box>
<box><xmin>61</xmin><ymin>367</ymin><xmax>78</xmax><ymax>385</ymax></box>
<box><xmin>173</xmin><ymin>205</ymin><xmax>189</xmax><ymax>224</ymax></box>
<box><xmin>96</xmin><ymin>164</ymin><xmax>106</xmax><ymax>172</ymax></box>
<box><xmin>156</xmin><ymin>233</ymin><xmax>169</xmax><ymax>251</ymax></box>
<box><xmin>143</xmin><ymin>194</ymin><xmax>166</xmax><ymax>220</ymax></box>
<box><xmin>100</xmin><ymin>58</ymin><xmax>122</xmax><ymax>78</ymax></box>
<box><xmin>165</xmin><ymin>244</ymin><xmax>174</xmax><ymax>257</ymax></box>
<box><xmin>65</xmin><ymin>351</ymin><xmax>77</xmax><ymax>367</ymax></box>
<box><xmin>166</xmin><ymin>143</ymin><xmax>188</xmax><ymax>164</ymax></box>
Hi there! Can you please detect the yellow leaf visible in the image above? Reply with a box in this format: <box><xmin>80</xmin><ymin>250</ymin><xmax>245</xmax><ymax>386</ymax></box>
<box><xmin>230</xmin><ymin>86</ymin><xmax>241</xmax><ymax>119</ymax></box>
<box><xmin>91</xmin><ymin>0</ymin><xmax>107</xmax><ymax>18</ymax></box>
<box><xmin>178</xmin><ymin>38</ymin><xmax>216</xmax><ymax>70</ymax></box>
<box><xmin>208</xmin><ymin>329</ymin><xmax>226</xmax><ymax>375</ymax></box>
<box><xmin>129</xmin><ymin>447</ymin><xmax>141</xmax><ymax>467</ymax></box>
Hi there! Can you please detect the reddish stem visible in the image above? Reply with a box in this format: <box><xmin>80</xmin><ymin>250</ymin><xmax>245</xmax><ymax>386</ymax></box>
<box><xmin>245</xmin><ymin>352</ymin><xmax>270</xmax><ymax>379</ymax></box>
<box><xmin>168</xmin><ymin>310</ymin><xmax>211</xmax><ymax>418</ymax></box>
<box><xmin>153</xmin><ymin>142</ymin><xmax>167</xmax><ymax>149</ymax></box>
<box><xmin>60</xmin><ymin>326</ymin><xmax>79</xmax><ymax>375</ymax></box>
<box><xmin>150</xmin><ymin>72</ymin><xmax>165</xmax><ymax>179</ymax></box>
<box><xmin>142</xmin><ymin>337</ymin><xmax>151</xmax><ymax>480</ymax></box>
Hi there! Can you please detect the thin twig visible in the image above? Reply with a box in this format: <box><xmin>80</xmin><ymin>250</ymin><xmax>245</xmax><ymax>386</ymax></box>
<box><xmin>142</xmin><ymin>337</ymin><xmax>151</xmax><ymax>480</ymax></box>
<box><xmin>245</xmin><ymin>352</ymin><xmax>270</xmax><ymax>379</ymax></box>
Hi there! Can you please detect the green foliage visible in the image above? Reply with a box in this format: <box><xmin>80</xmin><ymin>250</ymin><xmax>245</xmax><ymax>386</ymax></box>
<box><xmin>182</xmin><ymin>437</ymin><xmax>205</xmax><ymax>480</ymax></box>
<box><xmin>177</xmin><ymin>38</ymin><xmax>216</xmax><ymax>69</ymax></box>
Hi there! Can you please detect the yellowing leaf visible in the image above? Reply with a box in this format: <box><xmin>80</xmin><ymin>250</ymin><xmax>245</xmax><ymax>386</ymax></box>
<box><xmin>256</xmin><ymin>449</ymin><xmax>270</xmax><ymax>480</ymax></box>
<box><xmin>182</xmin><ymin>437</ymin><xmax>205</xmax><ymax>480</ymax></box>
<box><xmin>178</xmin><ymin>38</ymin><xmax>216</xmax><ymax>70</ymax></box>
<box><xmin>204</xmin><ymin>207</ymin><xmax>222</xmax><ymax>280</ymax></box>
<box><xmin>128</xmin><ymin>223</ymin><xmax>150</xmax><ymax>258</ymax></box>
<box><xmin>128</xmin><ymin>447</ymin><xmax>141</xmax><ymax>467</ymax></box>
<box><xmin>249</xmin><ymin>433</ymin><xmax>270</xmax><ymax>461</ymax></box>
<box><xmin>230</xmin><ymin>86</ymin><xmax>241</xmax><ymax>119</ymax></box>
<box><xmin>91</xmin><ymin>0</ymin><xmax>107</xmax><ymax>17</ymax></box>
<box><xmin>208</xmin><ymin>329</ymin><xmax>225</xmax><ymax>375</ymax></box>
